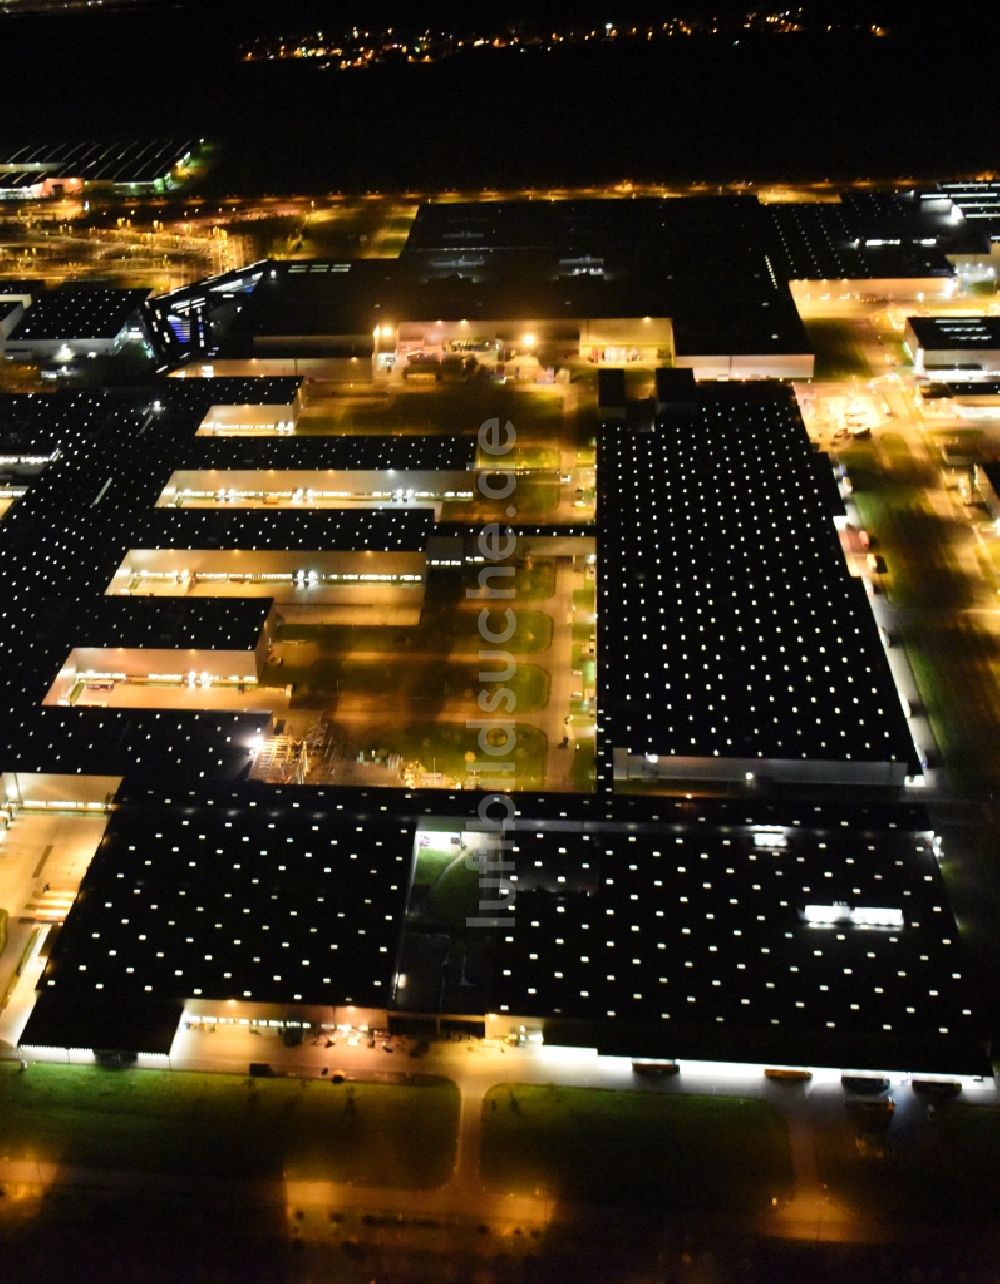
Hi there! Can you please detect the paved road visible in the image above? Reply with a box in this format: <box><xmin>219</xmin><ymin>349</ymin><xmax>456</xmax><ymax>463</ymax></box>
<box><xmin>7</xmin><ymin>1025</ymin><xmax>989</xmax><ymax>1246</ymax></box>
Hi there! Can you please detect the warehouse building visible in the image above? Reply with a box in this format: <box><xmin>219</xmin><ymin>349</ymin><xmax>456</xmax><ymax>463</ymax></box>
<box><xmin>904</xmin><ymin>315</ymin><xmax>1000</xmax><ymax>376</ymax></box>
<box><xmin>597</xmin><ymin>382</ymin><xmax>919</xmax><ymax>787</ymax></box>
<box><xmin>17</xmin><ymin>781</ymin><xmax>986</xmax><ymax>1076</ymax></box>
<box><xmin>4</xmin><ymin>288</ymin><xmax>151</xmax><ymax>364</ymax></box>
<box><xmin>221</xmin><ymin>198</ymin><xmax>815</xmax><ymax>380</ymax></box>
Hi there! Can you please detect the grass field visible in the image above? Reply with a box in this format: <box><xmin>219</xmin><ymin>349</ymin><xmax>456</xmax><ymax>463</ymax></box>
<box><xmin>905</xmin><ymin>627</ymin><xmax>1000</xmax><ymax>790</ymax></box>
<box><xmin>265</xmin><ymin>657</ymin><xmax>551</xmax><ymax>712</ymax></box>
<box><xmin>0</xmin><ymin>1064</ymin><xmax>459</xmax><ymax>1187</ymax></box>
<box><xmin>572</xmin><ymin>587</ymin><xmax>595</xmax><ymax>611</ymax></box>
<box><xmin>300</xmin><ymin>385</ymin><xmax>568</xmax><ymax>441</ymax></box>
<box><xmin>805</xmin><ymin>320</ymin><xmax>872</xmax><ymax>380</ymax></box>
<box><xmin>423</xmin><ymin>857</ymin><xmax>482</xmax><ymax>924</ymax></box>
<box><xmin>412</xmin><ymin>845</ymin><xmax>460</xmax><ymax>888</ymax></box>
<box><xmin>412</xmin><ymin>840</ymin><xmax>508</xmax><ymax>924</ymax></box>
<box><xmin>440</xmin><ymin>478</ymin><xmax>560</xmax><ymax>522</ymax></box>
<box><xmin>844</xmin><ymin>444</ymin><xmax>1000</xmax><ymax>789</ymax></box>
<box><xmin>814</xmin><ymin>1103</ymin><xmax>1000</xmax><ymax>1225</ymax></box>
<box><xmin>481</xmin><ymin>1085</ymin><xmax>792</xmax><ymax>1213</ymax></box>
<box><xmin>477</xmin><ymin>445</ymin><xmax>561</xmax><ymax>471</ymax></box>
<box><xmin>275</xmin><ymin>608</ymin><xmax>554</xmax><ymax>655</ymax></box>
<box><xmin>464</xmin><ymin>559</ymin><xmax>557</xmax><ymax>603</ymax></box>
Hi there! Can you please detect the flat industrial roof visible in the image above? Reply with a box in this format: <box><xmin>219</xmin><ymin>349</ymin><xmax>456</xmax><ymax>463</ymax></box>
<box><xmin>17</xmin><ymin>780</ymin><xmax>984</xmax><ymax>1072</ymax></box>
<box><xmin>0</xmin><ymin>138</ymin><xmax>197</xmax><ymax>185</ymax></box>
<box><xmin>71</xmin><ymin>596</ymin><xmax>271</xmax><ymax>653</ymax></box>
<box><xmin>907</xmin><ymin>315</ymin><xmax>1000</xmax><ymax>350</ymax></box>
<box><xmin>21</xmin><ymin>790</ymin><xmax>414</xmax><ymax>1051</ymax></box>
<box><xmin>184</xmin><ymin>433</ymin><xmax>476</xmax><ymax>473</ymax></box>
<box><xmin>767</xmin><ymin>203</ymin><xmax>953</xmax><ymax>280</ymax></box>
<box><xmin>229</xmin><ymin>258</ymin><xmax>809</xmax><ymax>361</ymax></box>
<box><xmin>0</xmin><ymin>389</ymin><xmax>106</xmax><ymax>454</ymax></box>
<box><xmin>404</xmin><ymin>195</ymin><xmax>781</xmax><ymax>258</ymax></box>
<box><xmin>144</xmin><ymin>506</ymin><xmax>436</xmax><ymax>554</ymax></box>
<box><xmin>10</xmin><ymin>288</ymin><xmax>150</xmax><ymax>342</ymax></box>
<box><xmin>225</xmin><ymin>197</ymin><xmax>813</xmax><ymax>361</ymax></box>
<box><xmin>597</xmin><ymin>382</ymin><xmax>917</xmax><ymax>768</ymax></box>
<box><xmin>485</xmin><ymin>816</ymin><xmax>981</xmax><ymax>1073</ymax></box>
<box><xmin>158</xmin><ymin>376</ymin><xmax>303</xmax><ymax>412</ymax></box>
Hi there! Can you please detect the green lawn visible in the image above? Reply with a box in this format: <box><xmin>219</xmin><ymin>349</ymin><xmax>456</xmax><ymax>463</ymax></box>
<box><xmin>464</xmin><ymin>559</ymin><xmax>557</xmax><ymax>603</ymax></box>
<box><xmin>412</xmin><ymin>842</ymin><xmax>508</xmax><ymax>924</ymax></box>
<box><xmin>300</xmin><ymin>385</ymin><xmax>567</xmax><ymax>440</ymax></box>
<box><xmin>412</xmin><ymin>845</ymin><xmax>460</xmax><ymax>887</ymax></box>
<box><xmin>0</xmin><ymin>1064</ymin><xmax>459</xmax><ymax>1187</ymax></box>
<box><xmin>264</xmin><ymin>657</ymin><xmax>550</xmax><ymax>712</ymax></box>
<box><xmin>804</xmin><ymin>320</ymin><xmax>872</xmax><ymax>380</ymax></box>
<box><xmin>905</xmin><ymin>627</ymin><xmax>1000</xmax><ymax>791</ymax></box>
<box><xmin>424</xmin><ymin>857</ymin><xmax>482</xmax><ymax>924</ymax></box>
<box><xmin>481</xmin><ymin>1085</ymin><xmax>792</xmax><ymax>1213</ymax></box>
<box><xmin>569</xmin><ymin>740</ymin><xmax>596</xmax><ymax>792</ymax></box>
<box><xmin>572</xmin><ymin>587</ymin><xmax>595</xmax><ymax>611</ymax></box>
<box><xmin>845</xmin><ymin>452</ymin><xmax>1000</xmax><ymax>789</ymax></box>
<box><xmin>276</xmin><ymin>607</ymin><xmax>554</xmax><ymax>655</ymax></box>
<box><xmin>814</xmin><ymin>1103</ymin><xmax>1000</xmax><ymax>1225</ymax></box>
<box><xmin>342</xmin><ymin>721</ymin><xmax>549</xmax><ymax>789</ymax></box>
<box><xmin>440</xmin><ymin>478</ymin><xmax>560</xmax><ymax>522</ymax></box>
<box><xmin>478</xmin><ymin>445</ymin><xmax>561</xmax><ymax>472</ymax></box>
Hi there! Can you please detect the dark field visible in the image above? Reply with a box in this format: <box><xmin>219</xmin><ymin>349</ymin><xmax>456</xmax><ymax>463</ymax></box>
<box><xmin>0</xmin><ymin>3</ymin><xmax>995</xmax><ymax>192</ymax></box>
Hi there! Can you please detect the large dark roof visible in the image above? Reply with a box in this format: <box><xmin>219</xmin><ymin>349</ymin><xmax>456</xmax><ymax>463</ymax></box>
<box><xmin>0</xmin><ymin>138</ymin><xmax>197</xmax><ymax>185</ymax></box>
<box><xmin>485</xmin><ymin>817</ymin><xmax>982</xmax><ymax>1074</ymax></box>
<box><xmin>21</xmin><ymin>790</ymin><xmax>413</xmax><ymax>1051</ymax></box>
<box><xmin>144</xmin><ymin>506</ymin><xmax>435</xmax><ymax>554</ymax></box>
<box><xmin>597</xmin><ymin>382</ymin><xmax>918</xmax><ymax>768</ymax></box>
<box><xmin>907</xmin><ymin>315</ymin><xmax>1000</xmax><ymax>351</ymax></box>
<box><xmin>0</xmin><ymin>278</ymin><xmax>46</xmax><ymax>297</ymax></box>
<box><xmin>73</xmin><ymin>596</ymin><xmax>271</xmax><ymax>653</ymax></box>
<box><xmin>18</xmin><ymin>779</ymin><xmax>985</xmax><ymax>1073</ymax></box>
<box><xmin>0</xmin><ymin>389</ymin><xmax>100</xmax><ymax>455</ymax></box>
<box><xmin>158</xmin><ymin>376</ymin><xmax>303</xmax><ymax>413</ymax></box>
<box><xmin>10</xmin><ymin>288</ymin><xmax>149</xmax><ymax>342</ymax></box>
<box><xmin>404</xmin><ymin>196</ymin><xmax>768</xmax><ymax>258</ymax></box>
<box><xmin>183</xmin><ymin>433</ymin><xmax>475</xmax><ymax>473</ymax></box>
<box><xmin>226</xmin><ymin>197</ymin><xmax>812</xmax><ymax>361</ymax></box>
<box><xmin>767</xmin><ymin>203</ymin><xmax>953</xmax><ymax>281</ymax></box>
